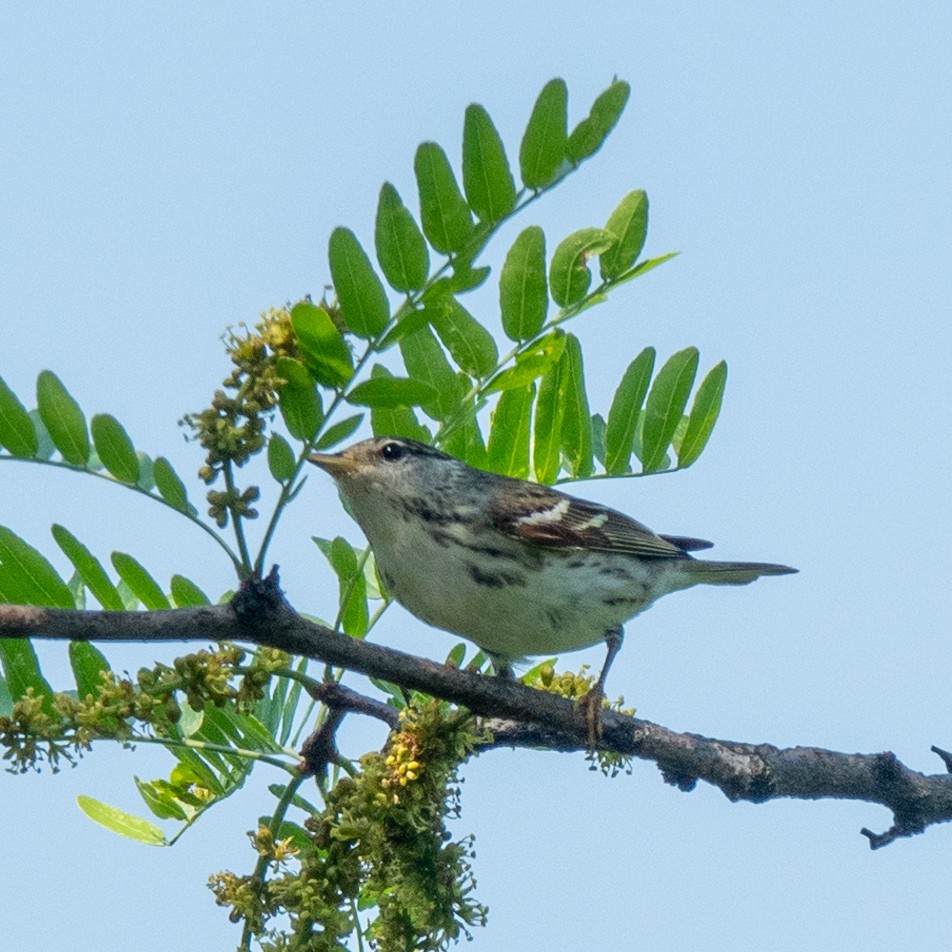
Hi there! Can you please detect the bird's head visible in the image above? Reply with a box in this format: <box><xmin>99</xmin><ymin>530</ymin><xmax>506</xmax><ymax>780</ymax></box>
<box><xmin>308</xmin><ymin>437</ymin><xmax>461</xmax><ymax>502</ymax></box>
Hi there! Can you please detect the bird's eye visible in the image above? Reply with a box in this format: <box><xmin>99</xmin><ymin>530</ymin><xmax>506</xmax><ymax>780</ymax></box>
<box><xmin>380</xmin><ymin>442</ymin><xmax>406</xmax><ymax>462</ymax></box>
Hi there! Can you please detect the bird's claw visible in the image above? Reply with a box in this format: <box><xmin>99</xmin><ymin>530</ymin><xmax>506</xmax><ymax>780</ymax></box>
<box><xmin>578</xmin><ymin>687</ymin><xmax>605</xmax><ymax>748</ymax></box>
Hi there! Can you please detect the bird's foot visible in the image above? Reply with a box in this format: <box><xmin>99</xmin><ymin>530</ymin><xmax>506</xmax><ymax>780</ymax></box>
<box><xmin>577</xmin><ymin>624</ymin><xmax>623</xmax><ymax>746</ymax></box>
<box><xmin>578</xmin><ymin>686</ymin><xmax>606</xmax><ymax>748</ymax></box>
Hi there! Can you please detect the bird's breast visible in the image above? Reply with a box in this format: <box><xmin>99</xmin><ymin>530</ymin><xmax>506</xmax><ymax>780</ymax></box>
<box><xmin>357</xmin><ymin>505</ymin><xmax>672</xmax><ymax>659</ymax></box>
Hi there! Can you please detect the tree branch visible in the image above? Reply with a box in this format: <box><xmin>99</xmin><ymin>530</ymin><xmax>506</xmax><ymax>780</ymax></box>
<box><xmin>1</xmin><ymin>579</ymin><xmax>950</xmax><ymax>848</ymax></box>
<box><xmin>311</xmin><ymin>680</ymin><xmax>400</xmax><ymax>729</ymax></box>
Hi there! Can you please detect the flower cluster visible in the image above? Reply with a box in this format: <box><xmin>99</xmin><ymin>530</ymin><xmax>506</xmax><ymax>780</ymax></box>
<box><xmin>522</xmin><ymin>663</ymin><xmax>635</xmax><ymax>777</ymax></box>
<box><xmin>182</xmin><ymin>307</ymin><xmax>299</xmax><ymax>526</ymax></box>
<box><xmin>0</xmin><ymin>644</ymin><xmax>289</xmax><ymax>773</ymax></box>
<box><xmin>210</xmin><ymin>698</ymin><xmax>488</xmax><ymax>951</ymax></box>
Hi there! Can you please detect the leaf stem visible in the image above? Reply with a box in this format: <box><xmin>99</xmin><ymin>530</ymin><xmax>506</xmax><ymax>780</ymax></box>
<box><xmin>0</xmin><ymin>453</ymin><xmax>243</xmax><ymax>573</ymax></box>
<box><xmin>132</xmin><ymin>733</ymin><xmax>297</xmax><ymax>772</ymax></box>
<box><xmin>223</xmin><ymin>461</ymin><xmax>254</xmax><ymax>575</ymax></box>
<box><xmin>433</xmin><ymin>275</ymin><xmax>616</xmax><ymax>445</ymax></box>
<box><xmin>254</xmin><ymin>322</ymin><xmax>400</xmax><ymax>575</ymax></box>
<box><xmin>240</xmin><ymin>770</ymin><xmax>311</xmax><ymax>952</ymax></box>
<box><xmin>553</xmin><ymin>465</ymin><xmax>683</xmax><ymax>486</ymax></box>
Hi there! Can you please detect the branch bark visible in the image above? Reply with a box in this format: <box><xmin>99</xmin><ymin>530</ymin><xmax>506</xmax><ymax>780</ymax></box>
<box><xmin>1</xmin><ymin>579</ymin><xmax>950</xmax><ymax>849</ymax></box>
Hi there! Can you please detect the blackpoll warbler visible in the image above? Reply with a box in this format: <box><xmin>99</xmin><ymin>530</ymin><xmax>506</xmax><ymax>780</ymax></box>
<box><xmin>309</xmin><ymin>437</ymin><xmax>796</xmax><ymax>720</ymax></box>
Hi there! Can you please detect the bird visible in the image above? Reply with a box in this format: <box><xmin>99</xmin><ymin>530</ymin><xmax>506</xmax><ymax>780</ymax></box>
<box><xmin>308</xmin><ymin>436</ymin><xmax>796</xmax><ymax>733</ymax></box>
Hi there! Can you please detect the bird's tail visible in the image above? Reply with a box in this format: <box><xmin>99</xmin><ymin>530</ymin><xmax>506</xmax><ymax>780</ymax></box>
<box><xmin>680</xmin><ymin>560</ymin><xmax>798</xmax><ymax>586</ymax></box>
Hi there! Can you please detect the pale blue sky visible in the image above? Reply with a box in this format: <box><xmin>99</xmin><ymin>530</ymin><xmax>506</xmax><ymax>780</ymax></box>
<box><xmin>2</xmin><ymin>4</ymin><xmax>951</xmax><ymax>950</ymax></box>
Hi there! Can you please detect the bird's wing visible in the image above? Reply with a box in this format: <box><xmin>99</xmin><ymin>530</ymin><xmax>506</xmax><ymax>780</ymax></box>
<box><xmin>489</xmin><ymin>486</ymin><xmax>688</xmax><ymax>559</ymax></box>
<box><xmin>658</xmin><ymin>534</ymin><xmax>714</xmax><ymax>552</ymax></box>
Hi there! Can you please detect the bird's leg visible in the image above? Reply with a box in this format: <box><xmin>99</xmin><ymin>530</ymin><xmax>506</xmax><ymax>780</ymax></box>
<box><xmin>594</xmin><ymin>625</ymin><xmax>624</xmax><ymax>698</ymax></box>
<box><xmin>580</xmin><ymin>625</ymin><xmax>624</xmax><ymax>745</ymax></box>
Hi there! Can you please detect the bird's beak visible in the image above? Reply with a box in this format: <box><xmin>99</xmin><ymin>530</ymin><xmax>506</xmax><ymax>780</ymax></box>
<box><xmin>307</xmin><ymin>452</ymin><xmax>359</xmax><ymax>477</ymax></box>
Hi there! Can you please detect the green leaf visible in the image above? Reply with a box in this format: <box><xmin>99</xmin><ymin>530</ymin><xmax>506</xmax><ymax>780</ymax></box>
<box><xmin>499</xmin><ymin>226</ymin><xmax>547</xmax><ymax>341</ymax></box>
<box><xmin>445</xmin><ymin>643</ymin><xmax>467</xmax><ymax>669</ymax></box>
<box><xmin>214</xmin><ymin>700</ymin><xmax>284</xmax><ymax>753</ymax></box>
<box><xmin>255</xmin><ymin>658</ymin><xmax>308</xmax><ymax>746</ymax></box>
<box><xmin>115</xmin><ymin>580</ymin><xmax>139</xmax><ymax>611</ymax></box>
<box><xmin>0</xmin><ymin>640</ymin><xmax>53</xmax><ymax>711</ymax></box>
<box><xmin>327</xmin><ymin>228</ymin><xmax>390</xmax><ymax>339</ymax></box>
<box><xmin>519</xmin><ymin>78</ymin><xmax>568</xmax><ymax>188</ymax></box>
<box><xmin>592</xmin><ymin>412</ymin><xmax>607</xmax><ymax>466</ymax></box>
<box><xmin>486</xmin><ymin>332</ymin><xmax>566</xmax><ymax>393</ymax></box>
<box><xmin>431</xmin><ymin>300</ymin><xmax>498</xmax><ymax>378</ymax></box>
<box><xmin>90</xmin><ymin>414</ymin><xmax>140</xmax><ymax>484</ymax></box>
<box><xmin>549</xmin><ymin>228</ymin><xmax>616</xmax><ymax>307</ymax></box>
<box><xmin>135</xmin><ymin>451</ymin><xmax>154</xmax><ymax>491</ymax></box>
<box><xmin>533</xmin><ymin>357</ymin><xmax>565</xmax><ymax>483</ymax></box>
<box><xmin>368</xmin><ymin>366</ymin><xmax>431</xmax><ymax>443</ymax></box>
<box><xmin>316</xmin><ymin>535</ymin><xmax>356</xmax><ymax>578</ymax></box>
<box><xmin>176</xmin><ymin>701</ymin><xmax>204</xmax><ymax>739</ymax></box>
<box><xmin>314</xmin><ymin>413</ymin><xmax>365</xmax><ymax>451</ymax></box>
<box><xmin>259</xmin><ymin>669</ymin><xmax>287</xmax><ymax>736</ymax></box>
<box><xmin>441</xmin><ymin>413</ymin><xmax>488</xmax><ymax>470</ymax></box>
<box><xmin>268</xmin><ymin>782</ymin><xmax>321</xmax><ymax>816</ymax></box>
<box><xmin>670</xmin><ymin>415</ymin><xmax>690</xmax><ymax>456</ymax></box>
<box><xmin>110</xmin><ymin>552</ymin><xmax>171</xmax><ymax>609</ymax></box>
<box><xmin>255</xmin><ymin>662</ymin><xmax>290</xmax><ymax>744</ymax></box>
<box><xmin>36</xmin><ymin>370</ymin><xmax>89</xmax><ymax>465</ymax></box>
<box><xmin>399</xmin><ymin>326</ymin><xmax>464</xmax><ymax>421</ymax></box>
<box><xmin>375</xmin><ymin>182</ymin><xmax>429</xmax><ymax>292</ymax></box>
<box><xmin>166</xmin><ymin>742</ymin><xmax>224</xmax><ymax>794</ymax></box>
<box><xmin>347</xmin><ymin>376</ymin><xmax>435</xmax><ymax>409</ymax></box>
<box><xmin>69</xmin><ymin>641</ymin><xmax>111</xmax><ymax>699</ymax></box>
<box><xmin>558</xmin><ymin>335</ymin><xmax>593</xmax><ymax>478</ymax></box>
<box><xmin>290</xmin><ymin>301</ymin><xmax>354</xmax><ymax>388</ymax></box>
<box><xmin>76</xmin><ymin>795</ymin><xmax>167</xmax><ymax>846</ymax></box>
<box><xmin>52</xmin><ymin>524</ymin><xmax>125</xmax><ymax>611</ymax></box>
<box><xmin>315</xmin><ymin>537</ymin><xmax>369</xmax><ymax>637</ymax></box>
<box><xmin>377</xmin><ymin>306</ymin><xmax>440</xmax><ymax>351</ymax></box>
<box><xmin>170</xmin><ymin>574</ymin><xmax>211</xmax><ymax>607</ymax></box>
<box><xmin>0</xmin><ymin>525</ymin><xmax>74</xmax><ymax>608</ymax></box>
<box><xmin>368</xmin><ymin>676</ymin><xmax>408</xmax><ymax>706</ymax></box>
<box><xmin>605</xmin><ymin>348</ymin><xmax>656</xmax><ymax>475</ymax></box>
<box><xmin>135</xmin><ymin>777</ymin><xmax>190</xmax><ymax>822</ymax></box>
<box><xmin>272</xmin><ymin>659</ymin><xmax>309</xmax><ymax>747</ymax></box>
<box><xmin>153</xmin><ymin>457</ymin><xmax>190</xmax><ymax>512</ymax></box>
<box><xmin>278</xmin><ymin>674</ymin><xmax>303</xmax><ymax>747</ymax></box>
<box><xmin>178</xmin><ymin>719</ymin><xmax>234</xmax><ymax>778</ymax></box>
<box><xmin>678</xmin><ymin>360</ymin><xmax>728</xmax><ymax>468</ymax></box>
<box><xmin>267</xmin><ymin>434</ymin><xmax>296</xmax><ymax>483</ymax></box>
<box><xmin>0</xmin><ymin>377</ymin><xmax>38</xmax><ymax>456</ymax></box>
<box><xmin>566</xmin><ymin>79</ymin><xmax>630</xmax><ymax>164</ymax></box>
<box><xmin>276</xmin><ymin>356</ymin><xmax>323</xmax><ymax>441</ymax></box>
<box><xmin>414</xmin><ymin>142</ymin><xmax>475</xmax><ymax>254</ymax></box>
<box><xmin>641</xmin><ymin>347</ymin><xmax>700</xmax><ymax>473</ymax></box>
<box><xmin>67</xmin><ymin>569</ymin><xmax>86</xmax><ymax>609</ymax></box>
<box><xmin>341</xmin><ymin>567</ymin><xmax>369</xmax><ymax>638</ymax></box>
<box><xmin>446</xmin><ymin>262</ymin><xmax>491</xmax><ymax>293</ymax></box>
<box><xmin>611</xmin><ymin>251</ymin><xmax>680</xmax><ymax>288</ymax></box>
<box><xmin>485</xmin><ymin>363</ymin><xmax>544</xmax><ymax>394</ymax></box>
<box><xmin>600</xmin><ymin>189</ymin><xmax>649</xmax><ymax>280</ymax></box>
<box><xmin>462</xmin><ymin>103</ymin><xmax>516</xmax><ymax>224</ymax></box>
<box><xmin>180</xmin><ymin>706</ymin><xmax>270</xmax><ymax>779</ymax></box>
<box><xmin>28</xmin><ymin>409</ymin><xmax>54</xmax><ymax>459</ymax></box>
<box><xmin>487</xmin><ymin>383</ymin><xmax>535</xmax><ymax>478</ymax></box>
<box><xmin>0</xmin><ymin>671</ymin><xmax>13</xmax><ymax>717</ymax></box>
<box><xmin>169</xmin><ymin>757</ymin><xmax>216</xmax><ymax>789</ymax></box>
